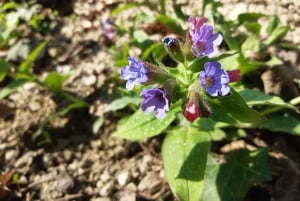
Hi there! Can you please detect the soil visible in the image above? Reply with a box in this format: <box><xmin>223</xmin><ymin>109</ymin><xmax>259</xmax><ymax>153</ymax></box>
<box><xmin>0</xmin><ymin>0</ymin><xmax>299</xmax><ymax>201</ymax></box>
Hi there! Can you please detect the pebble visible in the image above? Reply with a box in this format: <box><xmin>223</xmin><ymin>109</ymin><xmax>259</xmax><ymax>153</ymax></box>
<box><xmin>117</xmin><ymin>170</ymin><xmax>130</xmax><ymax>186</ymax></box>
<box><xmin>56</xmin><ymin>172</ymin><xmax>75</xmax><ymax>193</ymax></box>
<box><xmin>99</xmin><ymin>181</ymin><xmax>114</xmax><ymax>197</ymax></box>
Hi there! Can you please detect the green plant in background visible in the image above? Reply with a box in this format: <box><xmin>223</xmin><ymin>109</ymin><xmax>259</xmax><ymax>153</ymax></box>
<box><xmin>109</xmin><ymin>1</ymin><xmax>299</xmax><ymax>200</ymax></box>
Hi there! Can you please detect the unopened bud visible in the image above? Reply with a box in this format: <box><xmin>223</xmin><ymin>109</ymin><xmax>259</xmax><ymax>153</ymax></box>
<box><xmin>184</xmin><ymin>90</ymin><xmax>211</xmax><ymax>122</ymax></box>
<box><xmin>227</xmin><ymin>69</ymin><xmax>241</xmax><ymax>83</ymax></box>
<box><xmin>162</xmin><ymin>37</ymin><xmax>185</xmax><ymax>63</ymax></box>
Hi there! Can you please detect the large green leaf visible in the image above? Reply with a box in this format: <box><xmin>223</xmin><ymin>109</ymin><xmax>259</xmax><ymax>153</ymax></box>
<box><xmin>257</xmin><ymin>113</ymin><xmax>300</xmax><ymax>135</ymax></box>
<box><xmin>239</xmin><ymin>88</ymin><xmax>298</xmax><ymax>112</ymax></box>
<box><xmin>113</xmin><ymin>101</ymin><xmax>182</xmax><ymax>140</ymax></box>
<box><xmin>207</xmin><ymin>88</ymin><xmax>265</xmax><ymax>124</ymax></box>
<box><xmin>162</xmin><ymin>126</ymin><xmax>211</xmax><ymax>201</ymax></box>
<box><xmin>201</xmin><ymin>149</ymin><xmax>271</xmax><ymax>201</ymax></box>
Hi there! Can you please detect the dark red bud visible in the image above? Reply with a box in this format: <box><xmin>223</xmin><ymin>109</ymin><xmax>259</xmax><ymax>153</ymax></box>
<box><xmin>184</xmin><ymin>102</ymin><xmax>199</xmax><ymax>122</ymax></box>
<box><xmin>227</xmin><ymin>69</ymin><xmax>241</xmax><ymax>83</ymax></box>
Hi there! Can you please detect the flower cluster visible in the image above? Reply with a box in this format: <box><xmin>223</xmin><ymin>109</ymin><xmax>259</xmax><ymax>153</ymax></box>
<box><xmin>120</xmin><ymin>16</ymin><xmax>241</xmax><ymax>121</ymax></box>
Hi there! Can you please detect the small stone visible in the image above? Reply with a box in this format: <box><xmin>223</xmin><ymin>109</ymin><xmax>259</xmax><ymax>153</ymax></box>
<box><xmin>117</xmin><ymin>171</ymin><xmax>130</xmax><ymax>186</ymax></box>
<box><xmin>56</xmin><ymin>172</ymin><xmax>75</xmax><ymax>193</ymax></box>
<box><xmin>100</xmin><ymin>171</ymin><xmax>111</xmax><ymax>182</ymax></box>
<box><xmin>99</xmin><ymin>181</ymin><xmax>114</xmax><ymax>196</ymax></box>
<box><xmin>5</xmin><ymin>149</ymin><xmax>16</xmax><ymax>161</ymax></box>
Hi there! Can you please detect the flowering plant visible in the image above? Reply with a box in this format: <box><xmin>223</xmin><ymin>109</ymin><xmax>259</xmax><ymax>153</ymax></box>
<box><xmin>111</xmin><ymin>3</ymin><xmax>298</xmax><ymax>200</ymax></box>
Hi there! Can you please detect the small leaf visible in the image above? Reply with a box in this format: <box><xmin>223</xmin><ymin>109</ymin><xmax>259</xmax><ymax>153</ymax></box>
<box><xmin>19</xmin><ymin>41</ymin><xmax>47</xmax><ymax>74</ymax></box>
<box><xmin>111</xmin><ymin>3</ymin><xmax>138</xmax><ymax>16</ymax></box>
<box><xmin>244</xmin><ymin>22</ymin><xmax>261</xmax><ymax>35</ymax></box>
<box><xmin>42</xmin><ymin>72</ymin><xmax>69</xmax><ymax>93</ymax></box>
<box><xmin>133</xmin><ymin>30</ymin><xmax>149</xmax><ymax>43</ymax></box>
<box><xmin>162</xmin><ymin>126</ymin><xmax>211</xmax><ymax>201</ymax></box>
<box><xmin>113</xmin><ymin>101</ymin><xmax>182</xmax><ymax>140</ymax></box>
<box><xmin>92</xmin><ymin>117</ymin><xmax>104</xmax><ymax>134</ymax></box>
<box><xmin>239</xmin><ymin>88</ymin><xmax>298</xmax><ymax>112</ymax></box>
<box><xmin>104</xmin><ymin>96</ymin><xmax>141</xmax><ymax>112</ymax></box>
<box><xmin>160</xmin><ymin>0</ymin><xmax>166</xmax><ymax>15</ymax></box>
<box><xmin>201</xmin><ymin>149</ymin><xmax>271</xmax><ymax>201</ymax></box>
<box><xmin>173</xmin><ymin>4</ymin><xmax>188</xmax><ymax>21</ymax></box>
<box><xmin>263</xmin><ymin>25</ymin><xmax>289</xmax><ymax>46</ymax></box>
<box><xmin>258</xmin><ymin>113</ymin><xmax>300</xmax><ymax>135</ymax></box>
<box><xmin>0</xmin><ymin>59</ymin><xmax>9</xmax><ymax>82</ymax></box>
<box><xmin>237</xmin><ymin>13</ymin><xmax>265</xmax><ymax>25</ymax></box>
<box><xmin>207</xmin><ymin>88</ymin><xmax>265</xmax><ymax>124</ymax></box>
<box><xmin>267</xmin><ymin>15</ymin><xmax>280</xmax><ymax>35</ymax></box>
<box><xmin>0</xmin><ymin>79</ymin><xmax>28</xmax><ymax>99</ymax></box>
<box><xmin>241</xmin><ymin>35</ymin><xmax>260</xmax><ymax>54</ymax></box>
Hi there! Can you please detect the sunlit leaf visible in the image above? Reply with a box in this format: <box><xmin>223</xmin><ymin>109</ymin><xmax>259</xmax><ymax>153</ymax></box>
<box><xmin>162</xmin><ymin>126</ymin><xmax>210</xmax><ymax>201</ymax></box>
<box><xmin>113</xmin><ymin>101</ymin><xmax>182</xmax><ymax>140</ymax></box>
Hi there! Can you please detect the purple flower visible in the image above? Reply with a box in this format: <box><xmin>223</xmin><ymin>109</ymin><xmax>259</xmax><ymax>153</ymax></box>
<box><xmin>140</xmin><ymin>88</ymin><xmax>169</xmax><ymax>119</ymax></box>
<box><xmin>120</xmin><ymin>57</ymin><xmax>148</xmax><ymax>90</ymax></box>
<box><xmin>102</xmin><ymin>19</ymin><xmax>115</xmax><ymax>40</ymax></box>
<box><xmin>188</xmin><ymin>16</ymin><xmax>206</xmax><ymax>38</ymax></box>
<box><xmin>191</xmin><ymin>24</ymin><xmax>223</xmax><ymax>58</ymax></box>
<box><xmin>199</xmin><ymin>61</ymin><xmax>230</xmax><ymax>97</ymax></box>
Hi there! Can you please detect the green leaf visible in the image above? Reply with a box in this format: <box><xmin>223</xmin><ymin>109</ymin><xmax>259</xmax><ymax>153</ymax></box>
<box><xmin>201</xmin><ymin>149</ymin><xmax>271</xmax><ymax>201</ymax></box>
<box><xmin>92</xmin><ymin>117</ymin><xmax>104</xmax><ymax>134</ymax></box>
<box><xmin>42</xmin><ymin>72</ymin><xmax>69</xmax><ymax>93</ymax></box>
<box><xmin>263</xmin><ymin>25</ymin><xmax>289</xmax><ymax>46</ymax></box>
<box><xmin>162</xmin><ymin>126</ymin><xmax>211</xmax><ymax>201</ymax></box>
<box><xmin>267</xmin><ymin>15</ymin><xmax>280</xmax><ymax>35</ymax></box>
<box><xmin>258</xmin><ymin>113</ymin><xmax>300</xmax><ymax>135</ymax></box>
<box><xmin>244</xmin><ymin>22</ymin><xmax>261</xmax><ymax>35</ymax></box>
<box><xmin>160</xmin><ymin>0</ymin><xmax>166</xmax><ymax>15</ymax></box>
<box><xmin>0</xmin><ymin>59</ymin><xmax>9</xmax><ymax>82</ymax></box>
<box><xmin>113</xmin><ymin>100</ymin><xmax>182</xmax><ymax>140</ymax></box>
<box><xmin>104</xmin><ymin>96</ymin><xmax>141</xmax><ymax>112</ymax></box>
<box><xmin>133</xmin><ymin>30</ymin><xmax>149</xmax><ymax>43</ymax></box>
<box><xmin>239</xmin><ymin>88</ymin><xmax>298</xmax><ymax>112</ymax></box>
<box><xmin>237</xmin><ymin>13</ymin><xmax>265</xmax><ymax>25</ymax></box>
<box><xmin>189</xmin><ymin>51</ymin><xmax>238</xmax><ymax>73</ymax></box>
<box><xmin>173</xmin><ymin>4</ymin><xmax>188</xmax><ymax>21</ymax></box>
<box><xmin>0</xmin><ymin>79</ymin><xmax>28</xmax><ymax>99</ymax></box>
<box><xmin>241</xmin><ymin>35</ymin><xmax>260</xmax><ymax>54</ymax></box>
<box><xmin>19</xmin><ymin>41</ymin><xmax>47</xmax><ymax>74</ymax></box>
<box><xmin>111</xmin><ymin>3</ymin><xmax>138</xmax><ymax>16</ymax></box>
<box><xmin>207</xmin><ymin>88</ymin><xmax>265</xmax><ymax>124</ymax></box>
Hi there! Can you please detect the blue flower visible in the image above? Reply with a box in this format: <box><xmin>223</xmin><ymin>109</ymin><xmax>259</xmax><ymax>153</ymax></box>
<box><xmin>120</xmin><ymin>57</ymin><xmax>148</xmax><ymax>90</ymax></box>
<box><xmin>140</xmin><ymin>88</ymin><xmax>169</xmax><ymax>119</ymax></box>
<box><xmin>199</xmin><ymin>61</ymin><xmax>230</xmax><ymax>97</ymax></box>
<box><xmin>191</xmin><ymin>24</ymin><xmax>223</xmax><ymax>58</ymax></box>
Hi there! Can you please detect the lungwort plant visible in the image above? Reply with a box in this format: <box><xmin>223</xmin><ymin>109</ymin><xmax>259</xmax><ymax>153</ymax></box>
<box><xmin>111</xmin><ymin>2</ymin><xmax>299</xmax><ymax>200</ymax></box>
